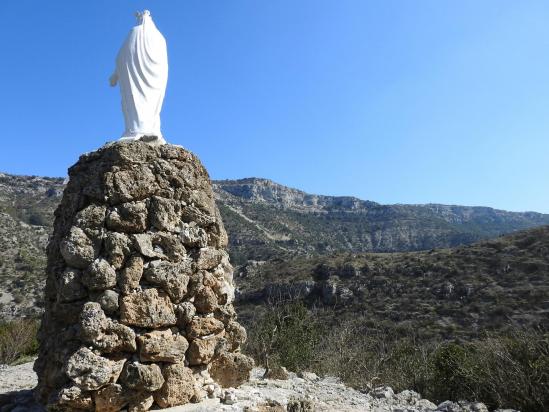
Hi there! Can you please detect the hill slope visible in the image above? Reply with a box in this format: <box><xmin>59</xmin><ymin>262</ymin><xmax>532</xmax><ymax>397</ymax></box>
<box><xmin>1</xmin><ymin>172</ymin><xmax>548</xmax><ymax>319</ymax></box>
<box><xmin>236</xmin><ymin>225</ymin><xmax>549</xmax><ymax>341</ymax></box>
<box><xmin>215</xmin><ymin>178</ymin><xmax>549</xmax><ymax>263</ymax></box>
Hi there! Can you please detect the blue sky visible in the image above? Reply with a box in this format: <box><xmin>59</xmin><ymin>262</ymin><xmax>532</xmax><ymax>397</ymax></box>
<box><xmin>1</xmin><ymin>1</ymin><xmax>548</xmax><ymax>213</ymax></box>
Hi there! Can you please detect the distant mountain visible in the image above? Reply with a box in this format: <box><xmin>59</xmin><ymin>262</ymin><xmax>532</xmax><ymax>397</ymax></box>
<box><xmin>0</xmin><ymin>171</ymin><xmax>548</xmax><ymax>320</ymax></box>
<box><xmin>214</xmin><ymin>178</ymin><xmax>549</xmax><ymax>264</ymax></box>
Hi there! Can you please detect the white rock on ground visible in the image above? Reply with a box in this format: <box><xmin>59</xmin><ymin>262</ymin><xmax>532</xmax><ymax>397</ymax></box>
<box><xmin>1</xmin><ymin>361</ymin><xmax>515</xmax><ymax>412</ymax></box>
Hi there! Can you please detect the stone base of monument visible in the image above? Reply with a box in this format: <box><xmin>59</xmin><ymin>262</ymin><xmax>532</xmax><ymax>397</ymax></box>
<box><xmin>34</xmin><ymin>142</ymin><xmax>253</xmax><ymax>411</ymax></box>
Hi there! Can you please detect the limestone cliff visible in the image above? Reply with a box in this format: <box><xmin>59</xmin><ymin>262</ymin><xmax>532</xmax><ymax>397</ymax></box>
<box><xmin>34</xmin><ymin>142</ymin><xmax>253</xmax><ymax>410</ymax></box>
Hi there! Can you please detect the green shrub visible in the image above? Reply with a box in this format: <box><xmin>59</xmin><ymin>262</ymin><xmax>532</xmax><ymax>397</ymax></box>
<box><xmin>245</xmin><ymin>299</ymin><xmax>323</xmax><ymax>372</ymax></box>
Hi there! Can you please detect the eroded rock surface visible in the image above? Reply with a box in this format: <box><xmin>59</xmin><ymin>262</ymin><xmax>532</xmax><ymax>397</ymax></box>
<box><xmin>34</xmin><ymin>141</ymin><xmax>252</xmax><ymax>411</ymax></box>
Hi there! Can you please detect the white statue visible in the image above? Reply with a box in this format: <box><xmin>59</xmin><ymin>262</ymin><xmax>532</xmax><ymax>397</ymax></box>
<box><xmin>110</xmin><ymin>10</ymin><xmax>168</xmax><ymax>143</ymax></box>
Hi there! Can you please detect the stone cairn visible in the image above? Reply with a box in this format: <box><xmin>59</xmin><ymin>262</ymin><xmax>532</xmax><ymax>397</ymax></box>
<box><xmin>35</xmin><ymin>142</ymin><xmax>253</xmax><ymax>411</ymax></box>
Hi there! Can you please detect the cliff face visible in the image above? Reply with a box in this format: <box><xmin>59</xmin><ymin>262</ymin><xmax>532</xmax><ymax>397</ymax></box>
<box><xmin>34</xmin><ymin>142</ymin><xmax>252</xmax><ymax>410</ymax></box>
<box><xmin>215</xmin><ymin>178</ymin><xmax>549</xmax><ymax>262</ymax></box>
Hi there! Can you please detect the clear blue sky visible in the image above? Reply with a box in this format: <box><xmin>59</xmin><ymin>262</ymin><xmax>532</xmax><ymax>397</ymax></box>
<box><xmin>1</xmin><ymin>1</ymin><xmax>548</xmax><ymax>213</ymax></box>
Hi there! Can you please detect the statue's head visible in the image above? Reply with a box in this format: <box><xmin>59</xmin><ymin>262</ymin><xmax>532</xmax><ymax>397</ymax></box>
<box><xmin>135</xmin><ymin>10</ymin><xmax>151</xmax><ymax>24</ymax></box>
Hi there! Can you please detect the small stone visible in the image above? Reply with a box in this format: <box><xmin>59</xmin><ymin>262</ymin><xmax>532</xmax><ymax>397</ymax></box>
<box><xmin>120</xmin><ymin>362</ymin><xmax>164</xmax><ymax>392</ymax></box>
<box><xmin>137</xmin><ymin>328</ymin><xmax>189</xmax><ymax>363</ymax></box>
<box><xmin>195</xmin><ymin>247</ymin><xmax>224</xmax><ymax>270</ymax></box>
<box><xmin>93</xmin><ymin>383</ymin><xmax>128</xmax><ymax>412</ymax></box>
<box><xmin>74</xmin><ymin>204</ymin><xmax>107</xmax><ymax>229</ymax></box>
<box><xmin>297</xmin><ymin>371</ymin><xmax>319</xmax><ymax>382</ymax></box>
<box><xmin>128</xmin><ymin>394</ymin><xmax>154</xmax><ymax>412</ymax></box>
<box><xmin>103</xmin><ymin>231</ymin><xmax>131</xmax><ymax>269</ymax></box>
<box><xmin>372</xmin><ymin>386</ymin><xmax>394</xmax><ymax>399</ymax></box>
<box><xmin>154</xmin><ymin>362</ymin><xmax>196</xmax><ymax>408</ymax></box>
<box><xmin>133</xmin><ymin>233</ymin><xmax>160</xmax><ymax>258</ymax></box>
<box><xmin>120</xmin><ymin>289</ymin><xmax>177</xmax><ymax>328</ymax></box>
<box><xmin>60</xmin><ymin>227</ymin><xmax>97</xmax><ymax>269</ymax></box>
<box><xmin>144</xmin><ymin>259</ymin><xmax>192</xmax><ymax>302</ymax></box>
<box><xmin>186</xmin><ymin>317</ymin><xmax>224</xmax><ymax>339</ymax></box>
<box><xmin>224</xmin><ymin>320</ymin><xmax>246</xmax><ymax>351</ymax></box>
<box><xmin>65</xmin><ymin>347</ymin><xmax>125</xmax><ymax>391</ymax></box>
<box><xmin>222</xmin><ymin>389</ymin><xmax>237</xmax><ymax>405</ymax></box>
<box><xmin>180</xmin><ymin>222</ymin><xmax>208</xmax><ymax>247</ymax></box>
<box><xmin>80</xmin><ymin>302</ymin><xmax>136</xmax><ymax>353</ymax></box>
<box><xmin>53</xmin><ymin>385</ymin><xmax>94</xmax><ymax>411</ymax></box>
<box><xmin>118</xmin><ymin>255</ymin><xmax>143</xmax><ymax>293</ymax></box>
<box><xmin>104</xmin><ymin>165</ymin><xmax>158</xmax><ymax>205</ymax></box>
<box><xmin>209</xmin><ymin>352</ymin><xmax>254</xmax><ymax>388</ymax></box>
<box><xmin>175</xmin><ymin>301</ymin><xmax>196</xmax><ymax>327</ymax></box>
<box><xmin>83</xmin><ymin>258</ymin><xmax>116</xmax><ymax>291</ymax></box>
<box><xmin>150</xmin><ymin>196</ymin><xmax>182</xmax><ymax>232</ymax></box>
<box><xmin>194</xmin><ymin>286</ymin><xmax>218</xmax><ymax>314</ymax></box>
<box><xmin>187</xmin><ymin>336</ymin><xmax>219</xmax><ymax>365</ymax></box>
<box><xmin>98</xmin><ymin>290</ymin><xmax>119</xmax><ymax>314</ymax></box>
<box><xmin>106</xmin><ymin>201</ymin><xmax>148</xmax><ymax>233</ymax></box>
<box><xmin>57</xmin><ymin>268</ymin><xmax>87</xmax><ymax>302</ymax></box>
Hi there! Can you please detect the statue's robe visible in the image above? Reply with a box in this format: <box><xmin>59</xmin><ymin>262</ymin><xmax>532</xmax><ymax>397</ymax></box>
<box><xmin>112</xmin><ymin>11</ymin><xmax>168</xmax><ymax>140</ymax></box>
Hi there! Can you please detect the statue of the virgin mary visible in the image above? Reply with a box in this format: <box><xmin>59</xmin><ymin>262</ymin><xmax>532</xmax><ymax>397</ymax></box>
<box><xmin>110</xmin><ymin>10</ymin><xmax>168</xmax><ymax>143</ymax></box>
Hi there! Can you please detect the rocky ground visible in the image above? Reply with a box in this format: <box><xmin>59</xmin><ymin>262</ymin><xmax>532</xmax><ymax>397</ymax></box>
<box><xmin>0</xmin><ymin>361</ymin><xmax>517</xmax><ymax>412</ymax></box>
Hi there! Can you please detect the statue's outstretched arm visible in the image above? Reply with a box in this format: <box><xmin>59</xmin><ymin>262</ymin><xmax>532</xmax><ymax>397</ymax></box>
<box><xmin>109</xmin><ymin>71</ymin><xmax>118</xmax><ymax>87</ymax></box>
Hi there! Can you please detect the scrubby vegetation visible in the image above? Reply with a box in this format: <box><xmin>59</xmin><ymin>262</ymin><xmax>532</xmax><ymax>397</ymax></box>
<box><xmin>0</xmin><ymin>318</ymin><xmax>40</xmax><ymax>365</ymax></box>
<box><xmin>244</xmin><ymin>299</ymin><xmax>549</xmax><ymax>412</ymax></box>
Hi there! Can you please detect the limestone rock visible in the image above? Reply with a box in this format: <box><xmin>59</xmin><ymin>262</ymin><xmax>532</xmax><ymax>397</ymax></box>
<box><xmin>208</xmin><ymin>352</ymin><xmax>254</xmax><ymax>388</ymax></box>
<box><xmin>180</xmin><ymin>222</ymin><xmax>208</xmax><ymax>248</ymax></box>
<box><xmin>187</xmin><ymin>317</ymin><xmax>224</xmax><ymax>339</ymax></box>
<box><xmin>194</xmin><ymin>286</ymin><xmax>218</xmax><ymax>314</ymax></box>
<box><xmin>104</xmin><ymin>164</ymin><xmax>157</xmax><ymax>205</ymax></box>
<box><xmin>74</xmin><ymin>204</ymin><xmax>107</xmax><ymax>230</ymax></box>
<box><xmin>137</xmin><ymin>328</ymin><xmax>189</xmax><ymax>363</ymax></box>
<box><xmin>80</xmin><ymin>302</ymin><xmax>136</xmax><ymax>353</ymax></box>
<box><xmin>187</xmin><ymin>336</ymin><xmax>220</xmax><ymax>366</ymax></box>
<box><xmin>106</xmin><ymin>201</ymin><xmax>148</xmax><ymax>233</ymax></box>
<box><xmin>120</xmin><ymin>362</ymin><xmax>164</xmax><ymax>392</ymax></box>
<box><xmin>195</xmin><ymin>247</ymin><xmax>224</xmax><ymax>270</ymax></box>
<box><xmin>154</xmin><ymin>362</ymin><xmax>196</xmax><ymax>408</ymax></box>
<box><xmin>60</xmin><ymin>227</ymin><xmax>97</xmax><ymax>269</ymax></box>
<box><xmin>132</xmin><ymin>233</ymin><xmax>158</xmax><ymax>258</ymax></box>
<box><xmin>175</xmin><ymin>301</ymin><xmax>196</xmax><ymax>327</ymax></box>
<box><xmin>93</xmin><ymin>383</ymin><xmax>128</xmax><ymax>412</ymax></box>
<box><xmin>83</xmin><ymin>258</ymin><xmax>117</xmax><ymax>291</ymax></box>
<box><xmin>53</xmin><ymin>385</ymin><xmax>94</xmax><ymax>411</ymax></box>
<box><xmin>150</xmin><ymin>196</ymin><xmax>182</xmax><ymax>232</ymax></box>
<box><xmin>65</xmin><ymin>347</ymin><xmax>125</xmax><ymax>391</ymax></box>
<box><xmin>103</xmin><ymin>231</ymin><xmax>132</xmax><ymax>269</ymax></box>
<box><xmin>133</xmin><ymin>232</ymin><xmax>186</xmax><ymax>262</ymax></box>
<box><xmin>224</xmin><ymin>320</ymin><xmax>247</xmax><ymax>351</ymax></box>
<box><xmin>57</xmin><ymin>268</ymin><xmax>87</xmax><ymax>302</ymax></box>
<box><xmin>120</xmin><ymin>289</ymin><xmax>176</xmax><ymax>328</ymax></box>
<box><xmin>144</xmin><ymin>259</ymin><xmax>192</xmax><ymax>302</ymax></box>
<box><xmin>118</xmin><ymin>255</ymin><xmax>143</xmax><ymax>293</ymax></box>
<box><xmin>98</xmin><ymin>290</ymin><xmax>119</xmax><ymax>314</ymax></box>
<box><xmin>128</xmin><ymin>394</ymin><xmax>155</xmax><ymax>412</ymax></box>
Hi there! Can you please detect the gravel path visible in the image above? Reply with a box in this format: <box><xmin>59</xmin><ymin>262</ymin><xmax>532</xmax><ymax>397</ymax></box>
<box><xmin>0</xmin><ymin>362</ymin><xmax>37</xmax><ymax>394</ymax></box>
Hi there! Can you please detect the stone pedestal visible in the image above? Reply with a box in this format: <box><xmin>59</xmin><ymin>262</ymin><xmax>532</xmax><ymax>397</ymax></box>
<box><xmin>35</xmin><ymin>142</ymin><xmax>253</xmax><ymax>411</ymax></box>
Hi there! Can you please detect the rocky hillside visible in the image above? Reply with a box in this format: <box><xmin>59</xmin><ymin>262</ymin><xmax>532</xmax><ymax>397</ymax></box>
<box><xmin>215</xmin><ymin>178</ymin><xmax>549</xmax><ymax>263</ymax></box>
<box><xmin>236</xmin><ymin>225</ymin><xmax>549</xmax><ymax>342</ymax></box>
<box><xmin>1</xmin><ymin>172</ymin><xmax>549</xmax><ymax>318</ymax></box>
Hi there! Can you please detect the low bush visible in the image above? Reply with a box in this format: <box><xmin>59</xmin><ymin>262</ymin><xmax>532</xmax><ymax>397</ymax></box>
<box><xmin>244</xmin><ymin>300</ymin><xmax>549</xmax><ymax>412</ymax></box>
<box><xmin>0</xmin><ymin>318</ymin><xmax>40</xmax><ymax>365</ymax></box>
